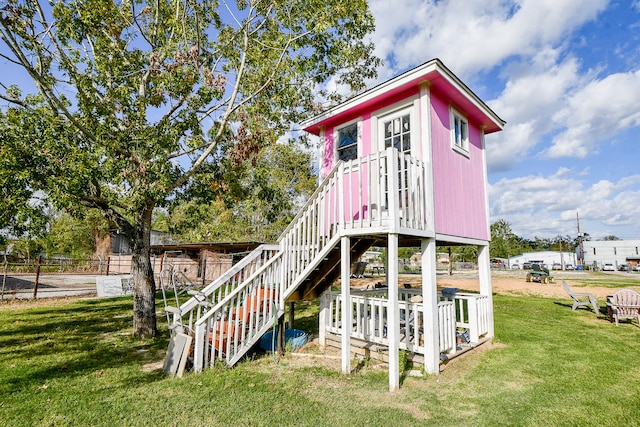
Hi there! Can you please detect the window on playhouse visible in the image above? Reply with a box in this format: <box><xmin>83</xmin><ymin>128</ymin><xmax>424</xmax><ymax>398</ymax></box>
<box><xmin>381</xmin><ymin>110</ymin><xmax>411</xmax><ymax>154</ymax></box>
<box><xmin>450</xmin><ymin>108</ymin><xmax>469</xmax><ymax>155</ymax></box>
<box><xmin>336</xmin><ymin>122</ymin><xmax>359</xmax><ymax>162</ymax></box>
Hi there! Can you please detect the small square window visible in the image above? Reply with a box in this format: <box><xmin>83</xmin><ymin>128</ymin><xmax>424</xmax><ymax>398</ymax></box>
<box><xmin>336</xmin><ymin>122</ymin><xmax>358</xmax><ymax>162</ymax></box>
<box><xmin>451</xmin><ymin>109</ymin><xmax>469</xmax><ymax>154</ymax></box>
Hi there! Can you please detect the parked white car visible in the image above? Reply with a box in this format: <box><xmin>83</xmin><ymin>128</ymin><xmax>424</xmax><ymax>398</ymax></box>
<box><xmin>602</xmin><ymin>263</ymin><xmax>615</xmax><ymax>271</ymax></box>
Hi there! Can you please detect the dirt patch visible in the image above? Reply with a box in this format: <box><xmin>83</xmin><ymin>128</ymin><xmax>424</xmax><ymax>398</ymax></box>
<box><xmin>345</xmin><ymin>270</ymin><xmax>640</xmax><ymax>300</ymax></box>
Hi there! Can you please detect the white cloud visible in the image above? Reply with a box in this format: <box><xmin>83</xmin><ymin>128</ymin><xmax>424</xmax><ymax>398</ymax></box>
<box><xmin>369</xmin><ymin>0</ymin><xmax>624</xmax><ymax>172</ymax></box>
<box><xmin>485</xmin><ymin>51</ymin><xmax>584</xmax><ymax>170</ymax></box>
<box><xmin>489</xmin><ymin>169</ymin><xmax>640</xmax><ymax>238</ymax></box>
<box><xmin>369</xmin><ymin>0</ymin><xmax>609</xmax><ymax>78</ymax></box>
<box><xmin>546</xmin><ymin>69</ymin><xmax>640</xmax><ymax>158</ymax></box>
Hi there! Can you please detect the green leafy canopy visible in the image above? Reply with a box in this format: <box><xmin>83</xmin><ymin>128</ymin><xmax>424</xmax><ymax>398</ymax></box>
<box><xmin>0</xmin><ymin>0</ymin><xmax>380</xmax><ymax>336</ymax></box>
<box><xmin>1</xmin><ymin>0</ymin><xmax>379</xmax><ymax>228</ymax></box>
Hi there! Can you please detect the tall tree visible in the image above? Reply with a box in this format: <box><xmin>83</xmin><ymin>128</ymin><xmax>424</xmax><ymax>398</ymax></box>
<box><xmin>0</xmin><ymin>0</ymin><xmax>379</xmax><ymax>337</ymax></box>
<box><xmin>42</xmin><ymin>209</ymin><xmax>110</xmax><ymax>258</ymax></box>
<box><xmin>160</xmin><ymin>141</ymin><xmax>317</xmax><ymax>243</ymax></box>
<box><xmin>490</xmin><ymin>219</ymin><xmax>521</xmax><ymax>259</ymax></box>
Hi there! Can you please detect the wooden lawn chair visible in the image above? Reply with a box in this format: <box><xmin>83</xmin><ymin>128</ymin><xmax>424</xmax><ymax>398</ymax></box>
<box><xmin>609</xmin><ymin>288</ymin><xmax>640</xmax><ymax>326</ymax></box>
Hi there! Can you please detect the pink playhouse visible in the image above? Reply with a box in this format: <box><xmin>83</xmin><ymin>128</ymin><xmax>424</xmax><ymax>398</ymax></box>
<box><xmin>168</xmin><ymin>59</ymin><xmax>505</xmax><ymax>390</ymax></box>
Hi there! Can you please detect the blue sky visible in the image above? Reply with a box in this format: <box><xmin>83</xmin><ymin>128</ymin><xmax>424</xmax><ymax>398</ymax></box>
<box><xmin>367</xmin><ymin>0</ymin><xmax>640</xmax><ymax>240</ymax></box>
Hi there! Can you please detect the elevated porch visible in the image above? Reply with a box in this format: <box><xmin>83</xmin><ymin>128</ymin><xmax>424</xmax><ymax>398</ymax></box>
<box><xmin>280</xmin><ymin>147</ymin><xmax>434</xmax><ymax>303</ymax></box>
<box><xmin>170</xmin><ymin>147</ymin><xmax>494</xmax><ymax>392</ymax></box>
<box><xmin>319</xmin><ymin>285</ymin><xmax>491</xmax><ymax>368</ymax></box>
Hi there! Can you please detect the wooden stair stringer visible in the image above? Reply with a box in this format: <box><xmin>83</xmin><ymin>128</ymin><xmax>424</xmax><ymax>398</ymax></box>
<box><xmin>227</xmin><ymin>308</ymin><xmax>286</xmax><ymax>366</ymax></box>
<box><xmin>286</xmin><ymin>237</ymin><xmax>376</xmax><ymax>302</ymax></box>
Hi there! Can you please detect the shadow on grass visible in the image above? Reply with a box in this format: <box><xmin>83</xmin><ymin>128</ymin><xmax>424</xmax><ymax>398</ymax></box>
<box><xmin>0</xmin><ymin>296</ymin><xmax>169</xmax><ymax>393</ymax></box>
<box><xmin>552</xmin><ymin>301</ymin><xmax>606</xmax><ymax>316</ymax></box>
<box><xmin>288</xmin><ymin>299</ymin><xmax>320</xmax><ymax>335</ymax></box>
<box><xmin>2</xmin><ymin>276</ymin><xmax>56</xmax><ymax>290</ymax></box>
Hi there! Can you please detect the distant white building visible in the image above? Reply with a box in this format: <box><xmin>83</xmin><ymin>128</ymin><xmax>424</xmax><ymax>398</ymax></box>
<box><xmin>508</xmin><ymin>251</ymin><xmax>578</xmax><ymax>270</ymax></box>
<box><xmin>582</xmin><ymin>239</ymin><xmax>640</xmax><ymax>270</ymax></box>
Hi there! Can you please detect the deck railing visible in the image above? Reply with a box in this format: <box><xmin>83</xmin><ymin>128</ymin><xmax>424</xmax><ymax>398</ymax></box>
<box><xmin>279</xmin><ymin>147</ymin><xmax>431</xmax><ymax>299</ymax></box>
<box><xmin>442</xmin><ymin>293</ymin><xmax>490</xmax><ymax>342</ymax></box>
<box><xmin>321</xmin><ymin>288</ymin><xmax>489</xmax><ymax>358</ymax></box>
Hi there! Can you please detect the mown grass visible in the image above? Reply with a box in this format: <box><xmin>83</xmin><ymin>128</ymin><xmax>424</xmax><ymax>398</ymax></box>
<box><xmin>1</xmin><ymin>291</ymin><xmax>639</xmax><ymax>426</ymax></box>
<box><xmin>570</xmin><ymin>273</ymin><xmax>640</xmax><ymax>289</ymax></box>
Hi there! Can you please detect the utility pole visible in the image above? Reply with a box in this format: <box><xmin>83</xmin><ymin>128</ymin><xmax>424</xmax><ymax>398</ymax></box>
<box><xmin>576</xmin><ymin>212</ymin><xmax>584</xmax><ymax>267</ymax></box>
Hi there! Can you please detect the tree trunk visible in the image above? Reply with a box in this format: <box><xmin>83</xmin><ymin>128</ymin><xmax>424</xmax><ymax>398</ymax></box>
<box><xmin>130</xmin><ymin>203</ymin><xmax>157</xmax><ymax>338</ymax></box>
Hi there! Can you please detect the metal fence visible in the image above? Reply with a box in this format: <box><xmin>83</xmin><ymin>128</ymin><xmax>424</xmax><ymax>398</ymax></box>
<box><xmin>0</xmin><ymin>254</ymin><xmax>236</xmax><ymax>300</ymax></box>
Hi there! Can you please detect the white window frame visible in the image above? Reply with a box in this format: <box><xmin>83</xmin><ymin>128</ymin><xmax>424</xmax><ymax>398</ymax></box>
<box><xmin>335</xmin><ymin>120</ymin><xmax>360</xmax><ymax>162</ymax></box>
<box><xmin>377</xmin><ymin>105</ymin><xmax>414</xmax><ymax>155</ymax></box>
<box><xmin>450</xmin><ymin>107</ymin><xmax>470</xmax><ymax>156</ymax></box>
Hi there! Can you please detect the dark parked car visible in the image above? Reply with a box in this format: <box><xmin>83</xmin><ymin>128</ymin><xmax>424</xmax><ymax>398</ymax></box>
<box><xmin>522</xmin><ymin>262</ymin><xmax>532</xmax><ymax>270</ymax></box>
<box><xmin>618</xmin><ymin>264</ymin><xmax>629</xmax><ymax>271</ymax></box>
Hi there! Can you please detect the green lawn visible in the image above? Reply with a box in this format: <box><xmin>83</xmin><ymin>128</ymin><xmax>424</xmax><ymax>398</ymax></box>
<box><xmin>1</xmin><ymin>292</ymin><xmax>639</xmax><ymax>426</ymax></box>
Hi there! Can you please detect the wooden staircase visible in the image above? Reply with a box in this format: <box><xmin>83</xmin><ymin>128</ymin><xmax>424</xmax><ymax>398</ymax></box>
<box><xmin>171</xmin><ymin>148</ymin><xmax>431</xmax><ymax>372</ymax></box>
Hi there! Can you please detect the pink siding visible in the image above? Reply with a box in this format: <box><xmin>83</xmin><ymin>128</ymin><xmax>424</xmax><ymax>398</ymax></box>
<box><xmin>430</xmin><ymin>94</ymin><xmax>489</xmax><ymax>241</ymax></box>
<box><xmin>317</xmin><ymin>82</ymin><xmax>493</xmax><ymax>242</ymax></box>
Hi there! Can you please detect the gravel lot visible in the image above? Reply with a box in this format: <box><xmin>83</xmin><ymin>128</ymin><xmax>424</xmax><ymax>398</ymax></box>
<box><xmin>2</xmin><ymin>268</ymin><xmax>639</xmax><ymax>303</ymax></box>
<box><xmin>0</xmin><ymin>273</ymin><xmax>98</xmax><ymax>300</ymax></box>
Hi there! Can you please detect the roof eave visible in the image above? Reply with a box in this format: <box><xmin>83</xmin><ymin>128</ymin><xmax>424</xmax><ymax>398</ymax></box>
<box><xmin>302</xmin><ymin>58</ymin><xmax>505</xmax><ymax>135</ymax></box>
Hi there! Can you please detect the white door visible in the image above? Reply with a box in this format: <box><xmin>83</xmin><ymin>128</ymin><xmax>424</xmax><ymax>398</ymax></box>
<box><xmin>377</xmin><ymin>108</ymin><xmax>413</xmax><ymax>214</ymax></box>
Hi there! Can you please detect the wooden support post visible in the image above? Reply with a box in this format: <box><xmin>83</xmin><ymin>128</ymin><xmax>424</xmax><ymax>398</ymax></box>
<box><xmin>477</xmin><ymin>244</ymin><xmax>494</xmax><ymax>338</ymax></box>
<box><xmin>33</xmin><ymin>255</ymin><xmax>42</xmax><ymax>300</ymax></box>
<box><xmin>422</xmin><ymin>238</ymin><xmax>439</xmax><ymax>375</ymax></box>
<box><xmin>318</xmin><ymin>293</ymin><xmax>327</xmax><ymax>347</ymax></box>
<box><xmin>277</xmin><ymin>315</ymin><xmax>285</xmax><ymax>356</ymax></box>
<box><xmin>387</xmin><ymin>233</ymin><xmax>400</xmax><ymax>391</ymax></box>
<box><xmin>106</xmin><ymin>256</ymin><xmax>110</xmax><ymax>276</ymax></box>
<box><xmin>341</xmin><ymin>236</ymin><xmax>351</xmax><ymax>374</ymax></box>
<box><xmin>288</xmin><ymin>302</ymin><xmax>295</xmax><ymax>329</ymax></box>
<box><xmin>1</xmin><ymin>259</ymin><xmax>7</xmax><ymax>302</ymax></box>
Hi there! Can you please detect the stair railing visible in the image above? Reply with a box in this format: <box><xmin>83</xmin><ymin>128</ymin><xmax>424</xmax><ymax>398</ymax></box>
<box><xmin>192</xmin><ymin>251</ymin><xmax>283</xmax><ymax>370</ymax></box>
<box><xmin>174</xmin><ymin>244</ymin><xmax>279</xmax><ymax>332</ymax></box>
<box><xmin>186</xmin><ymin>148</ymin><xmax>431</xmax><ymax>370</ymax></box>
